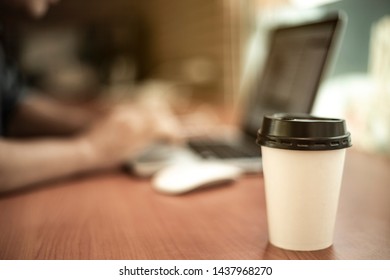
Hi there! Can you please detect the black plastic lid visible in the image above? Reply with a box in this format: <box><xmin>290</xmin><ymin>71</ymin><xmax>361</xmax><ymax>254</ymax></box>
<box><xmin>256</xmin><ymin>113</ymin><xmax>352</xmax><ymax>151</ymax></box>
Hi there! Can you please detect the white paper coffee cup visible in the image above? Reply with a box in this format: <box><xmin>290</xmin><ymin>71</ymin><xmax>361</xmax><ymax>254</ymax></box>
<box><xmin>257</xmin><ymin>113</ymin><xmax>351</xmax><ymax>251</ymax></box>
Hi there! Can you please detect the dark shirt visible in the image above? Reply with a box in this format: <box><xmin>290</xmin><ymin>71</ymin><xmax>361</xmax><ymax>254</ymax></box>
<box><xmin>0</xmin><ymin>25</ymin><xmax>24</xmax><ymax>136</ymax></box>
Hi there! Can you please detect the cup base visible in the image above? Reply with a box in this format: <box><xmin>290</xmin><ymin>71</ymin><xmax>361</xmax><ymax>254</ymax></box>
<box><xmin>269</xmin><ymin>240</ymin><xmax>333</xmax><ymax>251</ymax></box>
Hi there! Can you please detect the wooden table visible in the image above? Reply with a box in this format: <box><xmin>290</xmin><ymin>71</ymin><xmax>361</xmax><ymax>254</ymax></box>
<box><xmin>1</xmin><ymin>148</ymin><xmax>389</xmax><ymax>260</ymax></box>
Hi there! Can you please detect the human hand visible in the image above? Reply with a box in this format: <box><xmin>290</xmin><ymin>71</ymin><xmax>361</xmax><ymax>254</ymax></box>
<box><xmin>78</xmin><ymin>103</ymin><xmax>182</xmax><ymax>168</ymax></box>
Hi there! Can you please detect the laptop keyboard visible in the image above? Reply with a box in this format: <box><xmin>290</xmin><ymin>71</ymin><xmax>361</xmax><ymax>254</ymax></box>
<box><xmin>188</xmin><ymin>140</ymin><xmax>260</xmax><ymax>159</ymax></box>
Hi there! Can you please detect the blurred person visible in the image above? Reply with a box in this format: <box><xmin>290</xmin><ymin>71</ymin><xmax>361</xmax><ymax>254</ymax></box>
<box><xmin>1</xmin><ymin>0</ymin><xmax>59</xmax><ymax>18</ymax></box>
<box><xmin>0</xmin><ymin>0</ymin><xmax>181</xmax><ymax>193</ymax></box>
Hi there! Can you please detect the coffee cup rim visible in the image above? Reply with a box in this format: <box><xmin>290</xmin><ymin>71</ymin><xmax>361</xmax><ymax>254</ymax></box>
<box><xmin>257</xmin><ymin>113</ymin><xmax>352</xmax><ymax>151</ymax></box>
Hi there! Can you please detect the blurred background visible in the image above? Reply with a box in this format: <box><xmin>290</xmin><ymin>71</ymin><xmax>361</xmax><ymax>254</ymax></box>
<box><xmin>2</xmin><ymin>0</ymin><xmax>390</xmax><ymax>155</ymax></box>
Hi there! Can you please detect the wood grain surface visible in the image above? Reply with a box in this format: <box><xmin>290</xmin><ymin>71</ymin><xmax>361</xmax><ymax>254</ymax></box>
<box><xmin>1</xmin><ymin>149</ymin><xmax>389</xmax><ymax>259</ymax></box>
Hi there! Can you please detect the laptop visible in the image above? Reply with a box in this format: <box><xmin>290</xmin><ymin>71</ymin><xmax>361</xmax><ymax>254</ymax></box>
<box><xmin>128</xmin><ymin>12</ymin><xmax>345</xmax><ymax>177</ymax></box>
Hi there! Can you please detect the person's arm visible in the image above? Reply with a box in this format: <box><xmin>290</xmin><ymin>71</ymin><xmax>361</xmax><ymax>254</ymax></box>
<box><xmin>0</xmin><ymin>137</ymin><xmax>98</xmax><ymax>192</ymax></box>
<box><xmin>0</xmin><ymin>103</ymin><xmax>181</xmax><ymax>193</ymax></box>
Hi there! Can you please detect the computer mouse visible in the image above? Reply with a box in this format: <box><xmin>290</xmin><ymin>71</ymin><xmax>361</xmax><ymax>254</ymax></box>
<box><xmin>152</xmin><ymin>162</ymin><xmax>242</xmax><ymax>195</ymax></box>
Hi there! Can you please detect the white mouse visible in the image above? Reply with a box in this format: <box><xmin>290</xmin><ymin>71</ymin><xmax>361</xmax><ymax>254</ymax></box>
<box><xmin>152</xmin><ymin>162</ymin><xmax>242</xmax><ymax>195</ymax></box>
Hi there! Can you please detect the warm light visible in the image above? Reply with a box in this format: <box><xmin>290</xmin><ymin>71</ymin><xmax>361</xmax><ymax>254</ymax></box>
<box><xmin>290</xmin><ymin>0</ymin><xmax>341</xmax><ymax>8</ymax></box>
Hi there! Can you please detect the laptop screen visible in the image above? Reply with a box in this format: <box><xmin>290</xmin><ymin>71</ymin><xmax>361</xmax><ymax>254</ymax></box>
<box><xmin>242</xmin><ymin>13</ymin><xmax>343</xmax><ymax>138</ymax></box>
